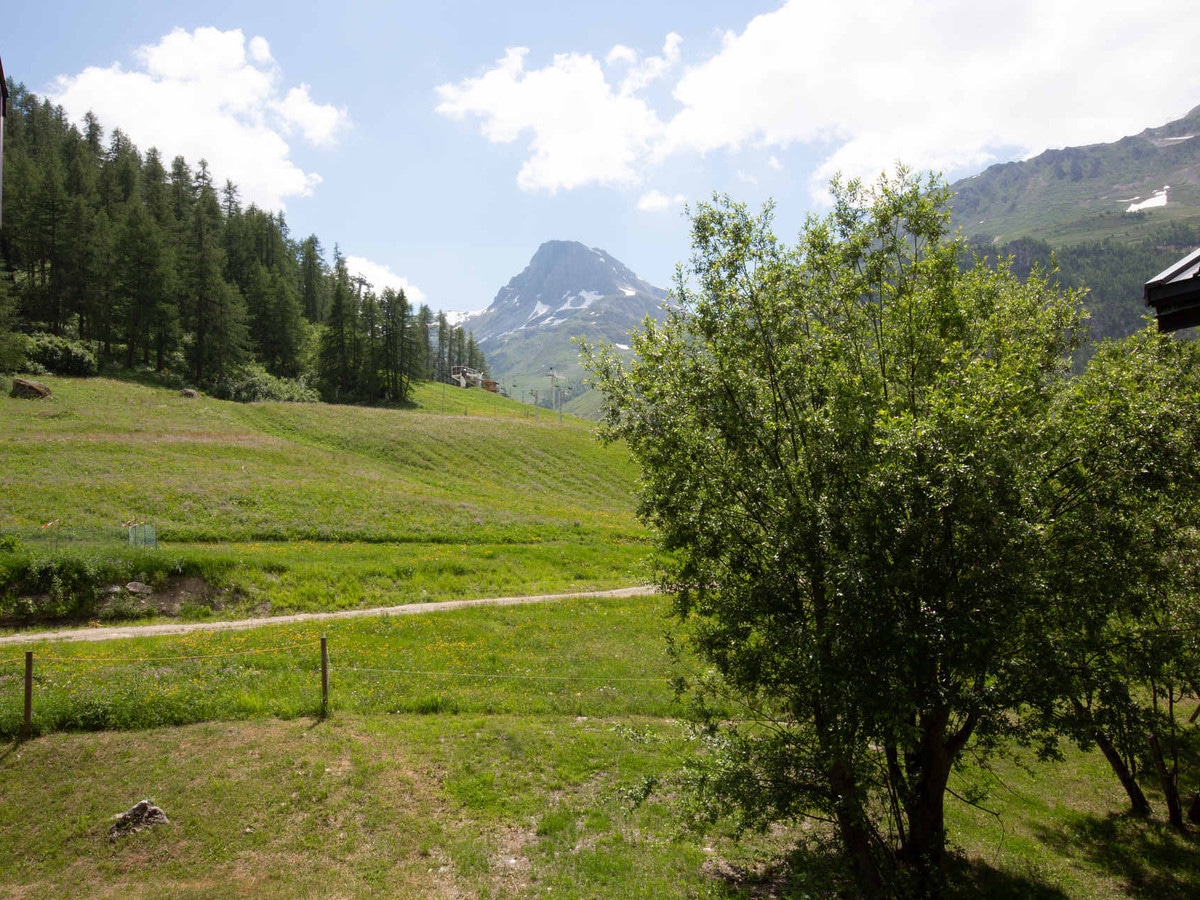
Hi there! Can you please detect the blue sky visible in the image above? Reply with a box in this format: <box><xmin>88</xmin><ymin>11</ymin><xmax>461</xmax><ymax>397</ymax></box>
<box><xmin>6</xmin><ymin>1</ymin><xmax>1200</xmax><ymax>313</ymax></box>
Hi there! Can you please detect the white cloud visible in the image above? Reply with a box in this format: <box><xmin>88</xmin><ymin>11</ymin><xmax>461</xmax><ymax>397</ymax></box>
<box><xmin>438</xmin><ymin>1</ymin><xmax>1200</xmax><ymax>203</ymax></box>
<box><xmin>278</xmin><ymin>84</ymin><xmax>345</xmax><ymax>146</ymax></box>
<box><xmin>345</xmin><ymin>255</ymin><xmax>427</xmax><ymax>305</ymax></box>
<box><xmin>768</xmin><ymin>155</ymin><xmax>783</xmax><ymax>171</ymax></box>
<box><xmin>434</xmin><ymin>37</ymin><xmax>676</xmax><ymax>192</ymax></box>
<box><xmin>605</xmin><ymin>45</ymin><xmax>638</xmax><ymax>66</ymax></box>
<box><xmin>614</xmin><ymin>32</ymin><xmax>682</xmax><ymax>95</ymax></box>
<box><xmin>248</xmin><ymin>36</ymin><xmax>272</xmax><ymax>65</ymax></box>
<box><xmin>50</xmin><ymin>27</ymin><xmax>349</xmax><ymax>211</ymax></box>
<box><xmin>637</xmin><ymin>189</ymin><xmax>685</xmax><ymax>212</ymax></box>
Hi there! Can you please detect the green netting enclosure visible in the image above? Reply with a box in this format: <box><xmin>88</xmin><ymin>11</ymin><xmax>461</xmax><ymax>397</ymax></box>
<box><xmin>127</xmin><ymin>524</ymin><xmax>158</xmax><ymax>549</ymax></box>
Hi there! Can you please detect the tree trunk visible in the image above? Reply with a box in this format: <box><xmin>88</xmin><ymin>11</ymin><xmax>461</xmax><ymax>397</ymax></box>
<box><xmin>1093</xmin><ymin>729</ymin><xmax>1151</xmax><ymax>817</ymax></box>
<box><xmin>1070</xmin><ymin>697</ymin><xmax>1152</xmax><ymax>818</ymax></box>
<box><xmin>1148</xmin><ymin>732</ymin><xmax>1185</xmax><ymax>830</ymax></box>
<box><xmin>829</xmin><ymin>764</ymin><xmax>884</xmax><ymax>895</ymax></box>
<box><xmin>899</xmin><ymin>709</ymin><xmax>979</xmax><ymax>897</ymax></box>
<box><xmin>901</xmin><ymin>743</ymin><xmax>953</xmax><ymax>894</ymax></box>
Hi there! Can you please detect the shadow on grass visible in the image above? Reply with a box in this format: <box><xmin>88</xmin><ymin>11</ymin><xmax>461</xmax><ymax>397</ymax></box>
<box><xmin>1031</xmin><ymin>810</ymin><xmax>1198</xmax><ymax>899</ymax></box>
<box><xmin>941</xmin><ymin>855</ymin><xmax>1069</xmax><ymax>900</ymax></box>
<box><xmin>702</xmin><ymin>843</ymin><xmax>853</xmax><ymax>899</ymax></box>
<box><xmin>703</xmin><ymin>843</ymin><xmax>1070</xmax><ymax>899</ymax></box>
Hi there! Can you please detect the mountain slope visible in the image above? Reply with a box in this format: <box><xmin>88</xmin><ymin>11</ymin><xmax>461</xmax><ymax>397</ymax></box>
<box><xmin>950</xmin><ymin>104</ymin><xmax>1200</xmax><ymax>247</ymax></box>
<box><xmin>947</xmin><ymin>104</ymin><xmax>1200</xmax><ymax>345</ymax></box>
<box><xmin>466</xmin><ymin>241</ymin><xmax>668</xmax><ymax>416</ymax></box>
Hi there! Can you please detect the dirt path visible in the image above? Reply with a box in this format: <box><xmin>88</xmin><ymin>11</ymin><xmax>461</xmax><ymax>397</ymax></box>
<box><xmin>0</xmin><ymin>586</ymin><xmax>656</xmax><ymax>646</ymax></box>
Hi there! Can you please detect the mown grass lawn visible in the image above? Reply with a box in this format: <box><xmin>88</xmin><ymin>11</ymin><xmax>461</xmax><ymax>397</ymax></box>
<box><xmin>0</xmin><ymin>714</ymin><xmax>738</xmax><ymax>899</ymax></box>
<box><xmin>1</xmin><ymin>376</ymin><xmax>639</xmax><ymax>545</ymax></box>
<box><xmin>1</xmin><ymin>376</ymin><xmax>650</xmax><ymax>626</ymax></box>
<box><xmin>0</xmin><ymin>595</ymin><xmax>685</xmax><ymax>735</ymax></box>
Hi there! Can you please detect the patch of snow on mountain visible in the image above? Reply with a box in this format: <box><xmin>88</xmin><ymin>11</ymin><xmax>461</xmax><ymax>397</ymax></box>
<box><xmin>445</xmin><ymin>308</ymin><xmax>486</xmax><ymax>327</ymax></box>
<box><xmin>527</xmin><ymin>301</ymin><xmax>551</xmax><ymax>322</ymax></box>
<box><xmin>1127</xmin><ymin>187</ymin><xmax>1169</xmax><ymax>213</ymax></box>
<box><xmin>553</xmin><ymin>290</ymin><xmax>604</xmax><ymax>312</ymax></box>
<box><xmin>619</xmin><ymin>285</ymin><xmax>637</xmax><ymax>297</ymax></box>
<box><xmin>614</xmin><ymin>343</ymin><xmax>630</xmax><ymax>350</ymax></box>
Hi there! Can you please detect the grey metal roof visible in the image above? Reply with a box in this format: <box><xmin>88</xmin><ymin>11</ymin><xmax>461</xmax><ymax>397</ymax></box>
<box><xmin>1144</xmin><ymin>246</ymin><xmax>1200</xmax><ymax>331</ymax></box>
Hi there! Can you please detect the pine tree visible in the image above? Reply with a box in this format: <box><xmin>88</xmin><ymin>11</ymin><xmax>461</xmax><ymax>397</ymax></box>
<box><xmin>378</xmin><ymin>286</ymin><xmax>414</xmax><ymax>402</ymax></box>
<box><xmin>317</xmin><ymin>247</ymin><xmax>356</xmax><ymax>400</ymax></box>
<box><xmin>298</xmin><ymin>235</ymin><xmax>328</xmax><ymax>324</ymax></box>
<box><xmin>114</xmin><ymin>201</ymin><xmax>172</xmax><ymax>368</ymax></box>
<box><xmin>357</xmin><ymin>288</ymin><xmax>383</xmax><ymax>400</ymax></box>
<box><xmin>140</xmin><ymin>148</ymin><xmax>180</xmax><ymax>369</ymax></box>
<box><xmin>415</xmin><ymin>304</ymin><xmax>435</xmax><ymax>379</ymax></box>
<box><xmin>181</xmin><ymin>161</ymin><xmax>248</xmax><ymax>383</ymax></box>
<box><xmin>0</xmin><ymin>277</ymin><xmax>25</xmax><ymax>373</ymax></box>
<box><xmin>434</xmin><ymin>311</ymin><xmax>450</xmax><ymax>382</ymax></box>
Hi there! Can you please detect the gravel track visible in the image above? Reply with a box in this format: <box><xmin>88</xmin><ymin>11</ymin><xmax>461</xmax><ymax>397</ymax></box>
<box><xmin>0</xmin><ymin>586</ymin><xmax>656</xmax><ymax>646</ymax></box>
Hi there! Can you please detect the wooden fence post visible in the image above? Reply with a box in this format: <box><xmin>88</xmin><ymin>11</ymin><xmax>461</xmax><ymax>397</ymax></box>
<box><xmin>23</xmin><ymin>650</ymin><xmax>32</xmax><ymax>740</ymax></box>
<box><xmin>320</xmin><ymin>635</ymin><xmax>329</xmax><ymax>718</ymax></box>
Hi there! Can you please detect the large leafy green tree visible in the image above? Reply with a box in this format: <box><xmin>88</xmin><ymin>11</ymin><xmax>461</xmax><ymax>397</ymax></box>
<box><xmin>584</xmin><ymin>171</ymin><xmax>1200</xmax><ymax>892</ymax></box>
<box><xmin>1032</xmin><ymin>331</ymin><xmax>1200</xmax><ymax>827</ymax></box>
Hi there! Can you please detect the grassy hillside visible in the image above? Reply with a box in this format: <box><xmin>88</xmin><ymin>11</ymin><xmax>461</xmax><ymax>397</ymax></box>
<box><xmin>950</xmin><ymin>105</ymin><xmax>1200</xmax><ymax>248</ymax></box>
<box><xmin>945</xmin><ymin>107</ymin><xmax>1200</xmax><ymax>347</ymax></box>
<box><xmin>475</xmin><ymin>319</ymin><xmax>629</xmax><ymax>420</ymax></box>
<box><xmin>0</xmin><ymin>376</ymin><xmax>649</xmax><ymax>622</ymax></box>
<box><xmin>1</xmin><ymin>376</ymin><xmax>636</xmax><ymax>543</ymax></box>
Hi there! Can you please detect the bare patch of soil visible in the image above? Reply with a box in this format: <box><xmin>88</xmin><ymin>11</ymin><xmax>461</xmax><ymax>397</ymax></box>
<box><xmin>489</xmin><ymin>824</ymin><xmax>535</xmax><ymax>896</ymax></box>
<box><xmin>96</xmin><ymin>576</ymin><xmax>214</xmax><ymax>619</ymax></box>
<box><xmin>91</xmin><ymin>573</ymin><xmax>226</xmax><ymax>624</ymax></box>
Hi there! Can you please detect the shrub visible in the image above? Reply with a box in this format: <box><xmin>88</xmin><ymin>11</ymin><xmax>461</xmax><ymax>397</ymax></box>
<box><xmin>208</xmin><ymin>364</ymin><xmax>319</xmax><ymax>403</ymax></box>
<box><xmin>24</xmin><ymin>333</ymin><xmax>98</xmax><ymax>377</ymax></box>
<box><xmin>23</xmin><ymin>553</ymin><xmax>104</xmax><ymax>618</ymax></box>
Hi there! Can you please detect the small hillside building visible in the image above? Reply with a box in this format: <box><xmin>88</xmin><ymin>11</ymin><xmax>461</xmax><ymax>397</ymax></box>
<box><xmin>1145</xmin><ymin>247</ymin><xmax>1200</xmax><ymax>331</ymax></box>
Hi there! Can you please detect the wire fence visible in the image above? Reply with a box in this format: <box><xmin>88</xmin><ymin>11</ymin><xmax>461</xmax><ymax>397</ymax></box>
<box><xmin>2</xmin><ymin>634</ymin><xmax>678</xmax><ymax>740</ymax></box>
<box><xmin>7</xmin><ymin>522</ymin><xmax>158</xmax><ymax>552</ymax></box>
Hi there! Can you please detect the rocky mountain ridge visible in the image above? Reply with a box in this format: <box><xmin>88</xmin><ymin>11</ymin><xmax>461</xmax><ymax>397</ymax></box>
<box><xmin>465</xmin><ymin>240</ymin><xmax>667</xmax><ymax>344</ymax></box>
<box><xmin>463</xmin><ymin>241</ymin><xmax>668</xmax><ymax>417</ymax></box>
<box><xmin>949</xmin><ymin>104</ymin><xmax>1200</xmax><ymax>247</ymax></box>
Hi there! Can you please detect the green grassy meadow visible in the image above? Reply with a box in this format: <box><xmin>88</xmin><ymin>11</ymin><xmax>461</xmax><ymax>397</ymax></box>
<box><xmin>2</xmin><ymin>376</ymin><xmax>1197</xmax><ymax>897</ymax></box>
<box><xmin>1</xmin><ymin>376</ymin><xmax>648</xmax><ymax>624</ymax></box>
<box><xmin>2</xmin><ymin>593</ymin><xmax>1197</xmax><ymax>898</ymax></box>
<box><xmin>1</xmin><ymin>376</ymin><xmax>638</xmax><ymax>545</ymax></box>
